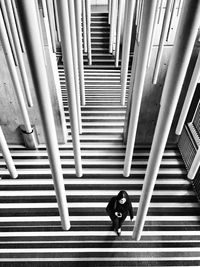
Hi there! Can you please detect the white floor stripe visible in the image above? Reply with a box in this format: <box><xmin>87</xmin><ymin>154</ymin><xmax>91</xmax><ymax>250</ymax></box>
<box><xmin>0</xmin><ymin>202</ymin><xmax>198</xmax><ymax>209</ymax></box>
<box><xmin>0</xmin><ymin>190</ymin><xmax>194</xmax><ymax>196</ymax></box>
<box><xmin>1</xmin><ymin>247</ymin><xmax>200</xmax><ymax>253</ymax></box>
<box><xmin>1</xmin><ymin>231</ymin><xmax>200</xmax><ymax>237</ymax></box>
<box><xmin>0</xmin><ymin>215</ymin><xmax>199</xmax><ymax>222</ymax></box>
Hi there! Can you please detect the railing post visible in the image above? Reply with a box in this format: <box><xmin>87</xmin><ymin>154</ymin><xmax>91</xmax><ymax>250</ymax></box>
<box><xmin>16</xmin><ymin>0</ymin><xmax>71</xmax><ymax>230</ymax></box>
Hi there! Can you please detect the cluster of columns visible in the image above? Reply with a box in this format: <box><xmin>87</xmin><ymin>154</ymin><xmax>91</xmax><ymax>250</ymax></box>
<box><xmin>123</xmin><ymin>0</ymin><xmax>200</xmax><ymax>240</ymax></box>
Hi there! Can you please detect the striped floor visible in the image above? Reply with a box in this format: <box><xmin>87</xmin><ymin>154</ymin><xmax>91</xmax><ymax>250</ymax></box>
<box><xmin>0</xmin><ymin>11</ymin><xmax>200</xmax><ymax>267</ymax></box>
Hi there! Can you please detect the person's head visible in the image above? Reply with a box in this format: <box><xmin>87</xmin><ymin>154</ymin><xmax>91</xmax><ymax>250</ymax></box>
<box><xmin>117</xmin><ymin>191</ymin><xmax>129</xmax><ymax>205</ymax></box>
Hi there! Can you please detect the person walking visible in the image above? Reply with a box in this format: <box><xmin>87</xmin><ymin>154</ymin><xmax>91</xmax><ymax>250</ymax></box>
<box><xmin>106</xmin><ymin>190</ymin><xmax>134</xmax><ymax>236</ymax></box>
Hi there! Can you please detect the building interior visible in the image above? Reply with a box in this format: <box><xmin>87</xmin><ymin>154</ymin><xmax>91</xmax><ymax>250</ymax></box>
<box><xmin>0</xmin><ymin>0</ymin><xmax>200</xmax><ymax>266</ymax></box>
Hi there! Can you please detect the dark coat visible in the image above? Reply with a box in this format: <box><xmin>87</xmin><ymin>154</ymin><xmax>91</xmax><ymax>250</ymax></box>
<box><xmin>106</xmin><ymin>191</ymin><xmax>134</xmax><ymax>229</ymax></box>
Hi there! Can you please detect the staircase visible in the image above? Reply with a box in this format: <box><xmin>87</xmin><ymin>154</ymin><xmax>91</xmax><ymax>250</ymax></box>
<box><xmin>0</xmin><ymin>11</ymin><xmax>200</xmax><ymax>267</ymax></box>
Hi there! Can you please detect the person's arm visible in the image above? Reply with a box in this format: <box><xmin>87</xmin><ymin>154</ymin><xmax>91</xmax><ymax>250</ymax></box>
<box><xmin>128</xmin><ymin>199</ymin><xmax>134</xmax><ymax>220</ymax></box>
<box><xmin>106</xmin><ymin>197</ymin><xmax>116</xmax><ymax>213</ymax></box>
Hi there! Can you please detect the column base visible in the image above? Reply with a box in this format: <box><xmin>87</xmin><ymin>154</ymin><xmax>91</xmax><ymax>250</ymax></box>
<box><xmin>20</xmin><ymin>125</ymin><xmax>38</xmax><ymax>149</ymax></box>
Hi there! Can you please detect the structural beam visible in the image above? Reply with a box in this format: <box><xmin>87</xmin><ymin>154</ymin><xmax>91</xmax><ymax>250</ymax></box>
<box><xmin>56</xmin><ymin>0</ymin><xmax>83</xmax><ymax>178</ymax></box>
<box><xmin>16</xmin><ymin>0</ymin><xmax>71</xmax><ymax>230</ymax></box>
<box><xmin>152</xmin><ymin>0</ymin><xmax>173</xmax><ymax>84</ymax></box>
<box><xmin>133</xmin><ymin>0</ymin><xmax>200</xmax><ymax>241</ymax></box>
<box><xmin>0</xmin><ymin>126</ymin><xmax>18</xmax><ymax>179</ymax></box>
<box><xmin>123</xmin><ymin>0</ymin><xmax>158</xmax><ymax>177</ymax></box>
<box><xmin>68</xmin><ymin>0</ymin><xmax>82</xmax><ymax>134</ymax></box>
<box><xmin>176</xmin><ymin>50</ymin><xmax>200</xmax><ymax>135</ymax></box>
<box><xmin>120</xmin><ymin>0</ymin><xmax>136</xmax><ymax>106</ymax></box>
<box><xmin>74</xmin><ymin>0</ymin><xmax>86</xmax><ymax>106</ymax></box>
<box><xmin>85</xmin><ymin>0</ymin><xmax>92</xmax><ymax>65</ymax></box>
<box><xmin>5</xmin><ymin>0</ymin><xmax>33</xmax><ymax>108</ymax></box>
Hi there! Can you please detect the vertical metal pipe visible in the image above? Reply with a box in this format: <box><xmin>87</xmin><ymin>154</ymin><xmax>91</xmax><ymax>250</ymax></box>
<box><xmin>0</xmin><ymin>126</ymin><xmax>18</xmax><ymax>179</ymax></box>
<box><xmin>42</xmin><ymin>0</ymin><xmax>68</xmax><ymax>144</ymax></box>
<box><xmin>108</xmin><ymin>0</ymin><xmax>111</xmax><ymax>24</ymax></box>
<box><xmin>16</xmin><ymin>0</ymin><xmax>71</xmax><ymax>230</ymax></box>
<box><xmin>0</xmin><ymin>8</ymin><xmax>32</xmax><ymax>134</ymax></box>
<box><xmin>46</xmin><ymin>0</ymin><xmax>56</xmax><ymax>53</ymax></box>
<box><xmin>120</xmin><ymin>0</ymin><xmax>136</xmax><ymax>106</ymax></box>
<box><xmin>166</xmin><ymin>0</ymin><xmax>176</xmax><ymax>42</ymax></box>
<box><xmin>0</xmin><ymin>0</ymin><xmax>18</xmax><ymax>65</ymax></box>
<box><xmin>75</xmin><ymin>0</ymin><xmax>86</xmax><ymax>106</ymax></box>
<box><xmin>68</xmin><ymin>0</ymin><xmax>82</xmax><ymax>134</ymax></box>
<box><xmin>133</xmin><ymin>0</ymin><xmax>200</xmax><ymax>241</ymax></box>
<box><xmin>5</xmin><ymin>0</ymin><xmax>33</xmax><ymax>108</ymax></box>
<box><xmin>188</xmin><ymin>147</ymin><xmax>200</xmax><ymax>180</ymax></box>
<box><xmin>85</xmin><ymin>0</ymin><xmax>92</xmax><ymax>65</ymax></box>
<box><xmin>147</xmin><ymin>0</ymin><xmax>160</xmax><ymax>68</ymax></box>
<box><xmin>123</xmin><ymin>0</ymin><xmax>158</xmax><ymax>177</ymax></box>
<box><xmin>83</xmin><ymin>0</ymin><xmax>88</xmax><ymax>53</ymax></box>
<box><xmin>115</xmin><ymin>0</ymin><xmax>124</xmax><ymax>67</ymax></box>
<box><xmin>11</xmin><ymin>0</ymin><xmax>25</xmax><ymax>53</ymax></box>
<box><xmin>152</xmin><ymin>0</ymin><xmax>173</xmax><ymax>84</ymax></box>
<box><xmin>157</xmin><ymin>0</ymin><xmax>163</xmax><ymax>24</ymax></box>
<box><xmin>109</xmin><ymin>0</ymin><xmax>117</xmax><ymax>53</ymax></box>
<box><xmin>53</xmin><ymin>0</ymin><xmax>61</xmax><ymax>42</ymax></box>
<box><xmin>56</xmin><ymin>0</ymin><xmax>83</xmax><ymax>177</ymax></box>
<box><xmin>176</xmin><ymin>50</ymin><xmax>200</xmax><ymax>135</ymax></box>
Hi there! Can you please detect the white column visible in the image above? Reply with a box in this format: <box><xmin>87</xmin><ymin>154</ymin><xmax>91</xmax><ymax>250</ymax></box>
<box><xmin>0</xmin><ymin>8</ymin><xmax>32</xmax><ymax>134</ymax></box>
<box><xmin>152</xmin><ymin>0</ymin><xmax>173</xmax><ymax>84</ymax></box>
<box><xmin>0</xmin><ymin>0</ymin><xmax>18</xmax><ymax>65</ymax></box>
<box><xmin>123</xmin><ymin>0</ymin><xmax>158</xmax><ymax>177</ymax></box>
<box><xmin>16</xmin><ymin>0</ymin><xmax>71</xmax><ymax>230</ymax></box>
<box><xmin>188</xmin><ymin>147</ymin><xmax>200</xmax><ymax>180</ymax></box>
<box><xmin>5</xmin><ymin>0</ymin><xmax>33</xmax><ymax>108</ymax></box>
<box><xmin>85</xmin><ymin>0</ymin><xmax>92</xmax><ymax>65</ymax></box>
<box><xmin>166</xmin><ymin>0</ymin><xmax>176</xmax><ymax>42</ymax></box>
<box><xmin>147</xmin><ymin>0</ymin><xmax>160</xmax><ymax>68</ymax></box>
<box><xmin>133</xmin><ymin>0</ymin><xmax>200</xmax><ymax>241</ymax></box>
<box><xmin>176</xmin><ymin>50</ymin><xmax>200</xmax><ymax>135</ymax></box>
<box><xmin>56</xmin><ymin>0</ymin><xmax>83</xmax><ymax>178</ymax></box>
<box><xmin>115</xmin><ymin>0</ymin><xmax>124</xmax><ymax>67</ymax></box>
<box><xmin>82</xmin><ymin>0</ymin><xmax>88</xmax><ymax>53</ymax></box>
<box><xmin>0</xmin><ymin>127</ymin><xmax>18</xmax><ymax>179</ymax></box>
<box><xmin>68</xmin><ymin>0</ymin><xmax>82</xmax><ymax>134</ymax></box>
<box><xmin>46</xmin><ymin>0</ymin><xmax>56</xmax><ymax>53</ymax></box>
<box><xmin>108</xmin><ymin>0</ymin><xmax>111</xmax><ymax>24</ymax></box>
<box><xmin>42</xmin><ymin>0</ymin><xmax>68</xmax><ymax>144</ymax></box>
<box><xmin>75</xmin><ymin>0</ymin><xmax>86</xmax><ymax>106</ymax></box>
<box><xmin>120</xmin><ymin>0</ymin><xmax>136</xmax><ymax>106</ymax></box>
<box><xmin>109</xmin><ymin>0</ymin><xmax>117</xmax><ymax>54</ymax></box>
